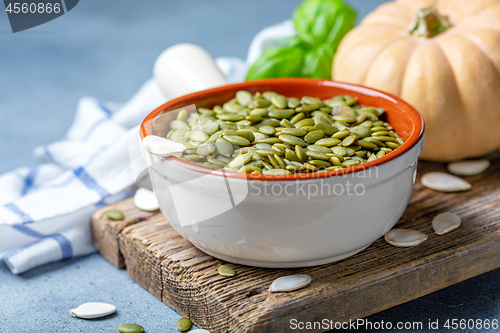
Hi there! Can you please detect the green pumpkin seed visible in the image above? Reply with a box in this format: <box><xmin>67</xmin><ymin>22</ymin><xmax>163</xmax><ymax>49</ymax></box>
<box><xmin>309</xmin><ymin>160</ymin><xmax>331</xmax><ymax>167</ymax></box>
<box><xmin>342</xmin><ymin>135</ymin><xmax>356</xmax><ymax>147</ymax></box>
<box><xmin>228</xmin><ymin>153</ymin><xmax>253</xmax><ymax>168</ymax></box>
<box><xmin>294</xmin><ymin>118</ymin><xmax>315</xmax><ymax>128</ymax></box>
<box><xmin>236</xmin><ymin>130</ymin><xmax>255</xmax><ymax>143</ymax></box>
<box><xmin>224</xmin><ymin>135</ymin><xmax>251</xmax><ymax>146</ymax></box>
<box><xmin>190</xmin><ymin>131</ymin><xmax>209</xmax><ymax>142</ymax></box>
<box><xmin>372</xmin><ymin>131</ymin><xmax>389</xmax><ymax>136</ymax></box>
<box><xmin>286</xmin><ymin>165</ymin><xmax>304</xmax><ymax>172</ymax></box>
<box><xmin>256</xmin><ymin>137</ymin><xmax>281</xmax><ymax>144</ymax></box>
<box><xmin>307</xmin><ymin>145</ymin><xmax>332</xmax><ymax>153</ymax></box>
<box><xmin>386</xmin><ymin>142</ymin><xmax>401</xmax><ymax>149</ymax></box>
<box><xmin>287</xmin><ymin>97</ymin><xmax>301</xmax><ymax>108</ymax></box>
<box><xmin>239</xmin><ymin>166</ymin><xmax>262</xmax><ymax>173</ymax></box>
<box><xmin>315</xmin><ymin>123</ymin><xmax>339</xmax><ymax>135</ymax></box>
<box><xmin>216</xmin><ymin>138</ymin><xmax>233</xmax><ymax>157</ymax></box>
<box><xmin>268</xmin><ymin>109</ymin><xmax>295</xmax><ymax>119</ymax></box>
<box><xmin>202</xmin><ymin>122</ymin><xmax>220</xmax><ymax>136</ymax></box>
<box><xmin>331</xmin><ymin>146</ymin><xmax>347</xmax><ymax>156</ymax></box>
<box><xmin>262</xmin><ymin>91</ymin><xmax>278</xmax><ymax>101</ymax></box>
<box><xmin>363</xmin><ymin>137</ymin><xmax>386</xmax><ymax>147</ymax></box>
<box><xmin>305</xmin><ymin>151</ymin><xmax>330</xmax><ymax>161</ymax></box>
<box><xmin>300</xmin><ymin>126</ymin><xmax>317</xmax><ymax>132</ymax></box>
<box><xmin>314</xmin><ymin>138</ymin><xmax>341</xmax><ymax>146</ymax></box>
<box><xmin>105</xmin><ymin>210</ymin><xmax>124</xmax><ymax>221</ymax></box>
<box><xmin>255</xmin><ymin>143</ymin><xmax>272</xmax><ymax>150</ymax></box>
<box><xmin>176</xmin><ymin>109</ymin><xmax>188</xmax><ymax>121</ymax></box>
<box><xmin>302</xmin><ymin>96</ymin><xmax>322</xmax><ymax>105</ymax></box>
<box><xmin>295</xmin><ymin>104</ymin><xmax>318</xmax><ymax>112</ymax></box>
<box><xmin>271</xmin><ymin>95</ymin><xmax>287</xmax><ymax>109</ymax></box>
<box><xmin>290</xmin><ymin>112</ymin><xmax>305</xmax><ymax>124</ymax></box>
<box><xmin>170</xmin><ymin>120</ymin><xmax>190</xmax><ymax>130</ymax></box>
<box><xmin>333</xmin><ymin>115</ymin><xmax>357</xmax><ymax>123</ymax></box>
<box><xmin>274</xmin><ymin>154</ymin><xmax>287</xmax><ymax>168</ymax></box>
<box><xmin>256</xmin><ymin>149</ymin><xmax>277</xmax><ymax>156</ymax></box>
<box><xmin>303</xmin><ymin>163</ymin><xmax>318</xmax><ymax>171</ymax></box>
<box><xmin>281</xmin><ymin>128</ymin><xmax>306</xmax><ymax>136</ymax></box>
<box><xmin>342</xmin><ymin>160</ymin><xmax>361</xmax><ymax>167</ymax></box>
<box><xmin>263</xmin><ymin>169</ymin><xmax>292</xmax><ymax>175</ymax></box>
<box><xmin>285</xmin><ymin>149</ymin><xmax>300</xmax><ymax>162</ymax></box>
<box><xmin>280</xmin><ymin>119</ymin><xmax>294</xmax><ymax>128</ymax></box>
<box><xmin>196</xmin><ymin>143</ymin><xmax>216</xmax><ymax>156</ymax></box>
<box><xmin>350</xmin><ymin>126</ymin><xmax>371</xmax><ymax>139</ymax></box>
<box><xmin>254</xmin><ymin>98</ymin><xmax>271</xmax><ymax>108</ymax></box>
<box><xmin>259</xmin><ymin>126</ymin><xmax>276</xmax><ymax>135</ymax></box>
<box><xmin>236</xmin><ymin>90</ymin><xmax>253</xmax><ymax>107</ymax></box>
<box><xmin>118</xmin><ymin>323</ymin><xmax>144</xmax><ymax>333</ymax></box>
<box><xmin>331</xmin><ymin>130</ymin><xmax>351</xmax><ymax>139</ymax></box>
<box><xmin>218</xmin><ymin>113</ymin><xmax>245</xmax><ymax>121</ymax></box>
<box><xmin>304</xmin><ymin>130</ymin><xmax>324</xmax><ymax>143</ymax></box>
<box><xmin>376</xmin><ymin>150</ymin><xmax>386</xmax><ymax>158</ymax></box>
<box><xmin>176</xmin><ymin>318</ymin><xmax>192</xmax><ymax>332</ymax></box>
<box><xmin>373</xmin><ymin>136</ymin><xmax>397</xmax><ymax>142</ymax></box>
<box><xmin>295</xmin><ymin>145</ymin><xmax>307</xmax><ymax>162</ymax></box>
<box><xmin>250</xmin><ymin>108</ymin><xmax>268</xmax><ymax>117</ymax></box>
<box><xmin>329</xmin><ymin>156</ymin><xmax>341</xmax><ymax>166</ymax></box>
<box><xmin>279</xmin><ymin>135</ymin><xmax>306</xmax><ymax>147</ymax></box>
<box><xmin>356</xmin><ymin>140</ymin><xmax>378</xmax><ymax>149</ymax></box>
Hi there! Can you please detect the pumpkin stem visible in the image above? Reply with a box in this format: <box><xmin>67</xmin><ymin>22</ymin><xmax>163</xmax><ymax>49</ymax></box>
<box><xmin>409</xmin><ymin>6</ymin><xmax>451</xmax><ymax>38</ymax></box>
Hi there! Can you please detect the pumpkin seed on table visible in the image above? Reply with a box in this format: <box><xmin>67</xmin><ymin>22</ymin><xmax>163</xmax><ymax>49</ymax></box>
<box><xmin>384</xmin><ymin>229</ymin><xmax>428</xmax><ymax>247</ymax></box>
<box><xmin>70</xmin><ymin>302</ymin><xmax>116</xmax><ymax>319</ymax></box>
<box><xmin>432</xmin><ymin>212</ymin><xmax>461</xmax><ymax>235</ymax></box>
<box><xmin>118</xmin><ymin>323</ymin><xmax>144</xmax><ymax>333</ymax></box>
<box><xmin>165</xmin><ymin>91</ymin><xmax>404</xmax><ymax>174</ymax></box>
<box><xmin>218</xmin><ymin>265</ymin><xmax>236</xmax><ymax>277</ymax></box>
<box><xmin>421</xmin><ymin>172</ymin><xmax>471</xmax><ymax>192</ymax></box>
<box><xmin>133</xmin><ymin>188</ymin><xmax>159</xmax><ymax>212</ymax></box>
<box><xmin>447</xmin><ymin>159</ymin><xmax>490</xmax><ymax>176</ymax></box>
<box><xmin>269</xmin><ymin>274</ymin><xmax>312</xmax><ymax>292</ymax></box>
<box><xmin>176</xmin><ymin>318</ymin><xmax>192</xmax><ymax>331</ymax></box>
<box><xmin>104</xmin><ymin>210</ymin><xmax>124</xmax><ymax>221</ymax></box>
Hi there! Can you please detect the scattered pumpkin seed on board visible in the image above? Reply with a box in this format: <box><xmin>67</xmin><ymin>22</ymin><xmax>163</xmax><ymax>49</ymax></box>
<box><xmin>218</xmin><ymin>265</ymin><xmax>235</xmax><ymax>277</ymax></box>
<box><xmin>117</xmin><ymin>323</ymin><xmax>144</xmax><ymax>333</ymax></box>
<box><xmin>176</xmin><ymin>318</ymin><xmax>192</xmax><ymax>331</ymax></box>
<box><xmin>161</xmin><ymin>91</ymin><xmax>405</xmax><ymax>174</ymax></box>
<box><xmin>104</xmin><ymin>210</ymin><xmax>124</xmax><ymax>221</ymax></box>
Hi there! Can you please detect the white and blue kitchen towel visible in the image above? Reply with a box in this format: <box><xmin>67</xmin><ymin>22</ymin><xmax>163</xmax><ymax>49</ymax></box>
<box><xmin>0</xmin><ymin>21</ymin><xmax>295</xmax><ymax>274</ymax></box>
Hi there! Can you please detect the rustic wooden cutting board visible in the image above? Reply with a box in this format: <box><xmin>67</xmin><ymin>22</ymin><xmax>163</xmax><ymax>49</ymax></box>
<box><xmin>91</xmin><ymin>157</ymin><xmax>500</xmax><ymax>333</ymax></box>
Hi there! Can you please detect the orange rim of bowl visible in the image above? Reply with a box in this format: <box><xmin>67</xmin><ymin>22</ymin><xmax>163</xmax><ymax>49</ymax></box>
<box><xmin>140</xmin><ymin>78</ymin><xmax>424</xmax><ymax>181</ymax></box>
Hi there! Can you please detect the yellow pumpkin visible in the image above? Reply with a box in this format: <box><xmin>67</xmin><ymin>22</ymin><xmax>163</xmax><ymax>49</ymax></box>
<box><xmin>333</xmin><ymin>0</ymin><xmax>500</xmax><ymax>161</ymax></box>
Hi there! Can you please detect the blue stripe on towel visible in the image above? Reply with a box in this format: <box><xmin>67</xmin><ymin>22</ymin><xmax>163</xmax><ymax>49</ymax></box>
<box><xmin>21</xmin><ymin>167</ymin><xmax>38</xmax><ymax>195</ymax></box>
<box><xmin>6</xmin><ymin>225</ymin><xmax>73</xmax><ymax>260</ymax></box>
<box><xmin>44</xmin><ymin>146</ymin><xmax>62</xmax><ymax>167</ymax></box>
<box><xmin>4</xmin><ymin>203</ymin><xmax>34</xmax><ymax>224</ymax></box>
<box><xmin>73</xmin><ymin>167</ymin><xmax>110</xmax><ymax>198</ymax></box>
<box><xmin>98</xmin><ymin>101</ymin><xmax>113</xmax><ymax>116</ymax></box>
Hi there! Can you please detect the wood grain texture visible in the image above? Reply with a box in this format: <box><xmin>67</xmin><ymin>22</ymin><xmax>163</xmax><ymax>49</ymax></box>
<box><xmin>91</xmin><ymin>157</ymin><xmax>500</xmax><ymax>333</ymax></box>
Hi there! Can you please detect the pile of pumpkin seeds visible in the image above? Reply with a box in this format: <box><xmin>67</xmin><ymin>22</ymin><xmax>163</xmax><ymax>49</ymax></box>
<box><xmin>165</xmin><ymin>90</ymin><xmax>405</xmax><ymax>175</ymax></box>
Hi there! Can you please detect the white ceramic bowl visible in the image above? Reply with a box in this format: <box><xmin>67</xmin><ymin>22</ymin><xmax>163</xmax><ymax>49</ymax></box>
<box><xmin>139</xmin><ymin>45</ymin><xmax>425</xmax><ymax>267</ymax></box>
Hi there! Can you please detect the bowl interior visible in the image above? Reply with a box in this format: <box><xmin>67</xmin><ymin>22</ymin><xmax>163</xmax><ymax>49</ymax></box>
<box><xmin>140</xmin><ymin>78</ymin><xmax>424</xmax><ymax>181</ymax></box>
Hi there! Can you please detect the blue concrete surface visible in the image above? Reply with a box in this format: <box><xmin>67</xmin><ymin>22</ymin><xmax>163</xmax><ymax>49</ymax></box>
<box><xmin>1</xmin><ymin>1</ymin><xmax>499</xmax><ymax>332</ymax></box>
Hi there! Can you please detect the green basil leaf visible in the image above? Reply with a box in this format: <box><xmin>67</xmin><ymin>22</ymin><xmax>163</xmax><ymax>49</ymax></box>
<box><xmin>245</xmin><ymin>44</ymin><xmax>306</xmax><ymax>80</ymax></box>
<box><xmin>293</xmin><ymin>0</ymin><xmax>356</xmax><ymax>46</ymax></box>
<box><xmin>302</xmin><ymin>44</ymin><xmax>334</xmax><ymax>78</ymax></box>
